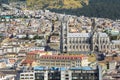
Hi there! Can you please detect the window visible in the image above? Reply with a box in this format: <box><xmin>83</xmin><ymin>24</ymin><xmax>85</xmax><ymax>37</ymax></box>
<box><xmin>104</xmin><ymin>45</ymin><xmax>106</xmax><ymax>48</ymax></box>
<box><xmin>76</xmin><ymin>40</ymin><xmax>78</xmax><ymax>43</ymax></box>
<box><xmin>73</xmin><ymin>40</ymin><xmax>74</xmax><ymax>43</ymax></box>
<box><xmin>69</xmin><ymin>40</ymin><xmax>71</xmax><ymax>43</ymax></box>
<box><xmin>21</xmin><ymin>74</ymin><xmax>24</xmax><ymax>76</ymax></box>
<box><xmin>73</xmin><ymin>46</ymin><xmax>75</xmax><ymax>49</ymax></box>
<box><xmin>80</xmin><ymin>46</ymin><xmax>81</xmax><ymax>49</ymax></box>
<box><xmin>69</xmin><ymin>45</ymin><xmax>71</xmax><ymax>49</ymax></box>
<box><xmin>79</xmin><ymin>40</ymin><xmax>81</xmax><ymax>43</ymax></box>
<box><xmin>21</xmin><ymin>77</ymin><xmax>24</xmax><ymax>79</ymax></box>
<box><xmin>30</xmin><ymin>74</ymin><xmax>33</xmax><ymax>76</ymax></box>
<box><xmin>86</xmin><ymin>46</ymin><xmax>88</xmax><ymax>49</ymax></box>
<box><xmin>25</xmin><ymin>74</ymin><xmax>29</xmax><ymax>76</ymax></box>
<box><xmin>66</xmin><ymin>78</ymin><xmax>69</xmax><ymax>80</ymax></box>
<box><xmin>83</xmin><ymin>45</ymin><xmax>85</xmax><ymax>49</ymax></box>
<box><xmin>103</xmin><ymin>40</ymin><xmax>105</xmax><ymax>43</ymax></box>
<box><xmin>76</xmin><ymin>45</ymin><xmax>78</xmax><ymax>49</ymax></box>
<box><xmin>30</xmin><ymin>77</ymin><xmax>33</xmax><ymax>79</ymax></box>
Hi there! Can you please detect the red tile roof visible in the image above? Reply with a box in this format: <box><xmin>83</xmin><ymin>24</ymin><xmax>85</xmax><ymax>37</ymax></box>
<box><xmin>28</xmin><ymin>50</ymin><xmax>45</xmax><ymax>55</ymax></box>
<box><xmin>22</xmin><ymin>59</ymin><xmax>34</xmax><ymax>64</ymax></box>
<box><xmin>40</xmin><ymin>55</ymin><xmax>86</xmax><ymax>60</ymax></box>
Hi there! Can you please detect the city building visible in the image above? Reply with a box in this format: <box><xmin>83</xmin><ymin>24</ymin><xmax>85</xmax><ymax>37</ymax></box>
<box><xmin>37</xmin><ymin>55</ymin><xmax>89</xmax><ymax>68</ymax></box>
<box><xmin>0</xmin><ymin>69</ymin><xmax>17</xmax><ymax>80</ymax></box>
<box><xmin>20</xmin><ymin>66</ymin><xmax>102</xmax><ymax>80</ymax></box>
<box><xmin>20</xmin><ymin>71</ymin><xmax>34</xmax><ymax>80</ymax></box>
<box><xmin>60</xmin><ymin>18</ymin><xmax>120</xmax><ymax>53</ymax></box>
<box><xmin>21</xmin><ymin>50</ymin><xmax>52</xmax><ymax>67</ymax></box>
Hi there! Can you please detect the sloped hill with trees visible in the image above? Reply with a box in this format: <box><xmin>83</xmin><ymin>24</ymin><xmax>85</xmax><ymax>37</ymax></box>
<box><xmin>1</xmin><ymin>0</ymin><xmax>120</xmax><ymax>20</ymax></box>
<box><xmin>50</xmin><ymin>0</ymin><xmax>120</xmax><ymax>20</ymax></box>
<box><xmin>26</xmin><ymin>0</ymin><xmax>89</xmax><ymax>9</ymax></box>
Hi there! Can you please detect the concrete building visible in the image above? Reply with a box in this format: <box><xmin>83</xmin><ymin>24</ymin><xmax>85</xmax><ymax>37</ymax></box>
<box><xmin>60</xmin><ymin>18</ymin><xmax>120</xmax><ymax>53</ymax></box>
<box><xmin>20</xmin><ymin>66</ymin><xmax>102</xmax><ymax>80</ymax></box>
<box><xmin>0</xmin><ymin>69</ymin><xmax>17</xmax><ymax>80</ymax></box>
<box><xmin>20</xmin><ymin>71</ymin><xmax>34</xmax><ymax>80</ymax></box>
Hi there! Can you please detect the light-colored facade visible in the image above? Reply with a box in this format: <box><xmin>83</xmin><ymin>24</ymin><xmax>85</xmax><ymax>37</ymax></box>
<box><xmin>20</xmin><ymin>71</ymin><xmax>34</xmax><ymax>80</ymax></box>
<box><xmin>60</xmin><ymin>19</ymin><xmax>120</xmax><ymax>53</ymax></box>
<box><xmin>20</xmin><ymin>66</ymin><xmax>101</xmax><ymax>80</ymax></box>
<box><xmin>37</xmin><ymin>55</ymin><xmax>88</xmax><ymax>68</ymax></box>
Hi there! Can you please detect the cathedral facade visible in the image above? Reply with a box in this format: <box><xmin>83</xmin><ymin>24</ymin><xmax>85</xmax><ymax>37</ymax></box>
<box><xmin>60</xmin><ymin>19</ymin><xmax>120</xmax><ymax>53</ymax></box>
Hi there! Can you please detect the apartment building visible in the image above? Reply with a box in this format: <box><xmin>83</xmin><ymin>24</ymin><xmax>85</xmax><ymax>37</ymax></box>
<box><xmin>20</xmin><ymin>66</ymin><xmax>102</xmax><ymax>80</ymax></box>
<box><xmin>20</xmin><ymin>71</ymin><xmax>34</xmax><ymax>80</ymax></box>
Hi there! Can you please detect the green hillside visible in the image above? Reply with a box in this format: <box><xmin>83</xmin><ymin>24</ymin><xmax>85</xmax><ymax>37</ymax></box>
<box><xmin>26</xmin><ymin>0</ymin><xmax>89</xmax><ymax>9</ymax></box>
<box><xmin>50</xmin><ymin>0</ymin><xmax>120</xmax><ymax>20</ymax></box>
<box><xmin>1</xmin><ymin>0</ymin><xmax>120</xmax><ymax>20</ymax></box>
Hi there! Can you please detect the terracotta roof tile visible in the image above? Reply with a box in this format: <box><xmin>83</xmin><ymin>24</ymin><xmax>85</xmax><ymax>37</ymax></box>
<box><xmin>40</xmin><ymin>55</ymin><xmax>86</xmax><ymax>60</ymax></box>
<box><xmin>28</xmin><ymin>50</ymin><xmax>45</xmax><ymax>55</ymax></box>
<box><xmin>22</xmin><ymin>59</ymin><xmax>34</xmax><ymax>64</ymax></box>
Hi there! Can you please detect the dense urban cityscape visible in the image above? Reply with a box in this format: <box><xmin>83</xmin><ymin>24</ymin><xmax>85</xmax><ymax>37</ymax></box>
<box><xmin>0</xmin><ymin>1</ymin><xmax>120</xmax><ymax>80</ymax></box>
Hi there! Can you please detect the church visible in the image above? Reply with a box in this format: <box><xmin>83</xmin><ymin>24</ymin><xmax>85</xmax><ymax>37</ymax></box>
<box><xmin>60</xmin><ymin>18</ymin><xmax>120</xmax><ymax>53</ymax></box>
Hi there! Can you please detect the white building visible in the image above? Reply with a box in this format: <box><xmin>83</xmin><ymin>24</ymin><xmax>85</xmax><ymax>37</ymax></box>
<box><xmin>20</xmin><ymin>71</ymin><xmax>34</xmax><ymax>80</ymax></box>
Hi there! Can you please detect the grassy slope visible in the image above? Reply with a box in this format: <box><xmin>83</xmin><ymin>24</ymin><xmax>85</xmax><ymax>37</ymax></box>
<box><xmin>26</xmin><ymin>0</ymin><xmax>89</xmax><ymax>9</ymax></box>
<box><xmin>49</xmin><ymin>0</ymin><xmax>120</xmax><ymax>20</ymax></box>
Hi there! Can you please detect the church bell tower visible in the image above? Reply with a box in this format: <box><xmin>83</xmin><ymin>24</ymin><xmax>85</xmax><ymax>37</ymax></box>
<box><xmin>90</xmin><ymin>18</ymin><xmax>99</xmax><ymax>52</ymax></box>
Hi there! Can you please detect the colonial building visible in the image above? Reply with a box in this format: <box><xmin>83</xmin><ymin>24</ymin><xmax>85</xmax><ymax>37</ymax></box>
<box><xmin>21</xmin><ymin>50</ymin><xmax>52</xmax><ymax>67</ymax></box>
<box><xmin>37</xmin><ymin>55</ymin><xmax>88</xmax><ymax>68</ymax></box>
<box><xmin>60</xmin><ymin>18</ymin><xmax>120</xmax><ymax>53</ymax></box>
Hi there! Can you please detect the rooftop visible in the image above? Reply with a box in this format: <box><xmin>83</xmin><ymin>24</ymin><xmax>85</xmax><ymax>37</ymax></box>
<box><xmin>112</xmin><ymin>40</ymin><xmax>120</xmax><ymax>44</ymax></box>
<box><xmin>22</xmin><ymin>60</ymin><xmax>34</xmax><ymax>64</ymax></box>
<box><xmin>69</xmin><ymin>66</ymin><xmax>93</xmax><ymax>70</ymax></box>
<box><xmin>33</xmin><ymin>66</ymin><xmax>93</xmax><ymax>71</ymax></box>
<box><xmin>28</xmin><ymin>50</ymin><xmax>45</xmax><ymax>55</ymax></box>
<box><xmin>68</xmin><ymin>32</ymin><xmax>108</xmax><ymax>38</ymax></box>
<box><xmin>68</xmin><ymin>33</ymin><xmax>90</xmax><ymax>38</ymax></box>
<box><xmin>40</xmin><ymin>55</ymin><xmax>86</xmax><ymax>60</ymax></box>
<box><xmin>99</xmin><ymin>32</ymin><xmax>108</xmax><ymax>37</ymax></box>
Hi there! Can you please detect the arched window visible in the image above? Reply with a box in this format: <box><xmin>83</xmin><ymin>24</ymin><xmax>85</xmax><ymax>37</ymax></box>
<box><xmin>80</xmin><ymin>46</ymin><xmax>81</xmax><ymax>49</ymax></box>
<box><xmin>106</xmin><ymin>38</ymin><xmax>108</xmax><ymax>43</ymax></box>
<box><xmin>73</xmin><ymin>45</ymin><xmax>75</xmax><ymax>49</ymax></box>
<box><xmin>104</xmin><ymin>45</ymin><xmax>106</xmax><ymax>48</ymax></box>
<box><xmin>73</xmin><ymin>40</ymin><xmax>74</xmax><ymax>43</ymax></box>
<box><xmin>64</xmin><ymin>46</ymin><xmax>67</xmax><ymax>50</ymax></box>
<box><xmin>76</xmin><ymin>39</ymin><xmax>78</xmax><ymax>43</ymax></box>
<box><xmin>69</xmin><ymin>40</ymin><xmax>71</xmax><ymax>43</ymax></box>
<box><xmin>76</xmin><ymin>45</ymin><xmax>78</xmax><ymax>49</ymax></box>
<box><xmin>103</xmin><ymin>39</ymin><xmax>105</xmax><ymax>43</ymax></box>
<box><xmin>69</xmin><ymin>45</ymin><xmax>71</xmax><ymax>49</ymax></box>
<box><xmin>83</xmin><ymin>45</ymin><xmax>85</xmax><ymax>49</ymax></box>
<box><xmin>79</xmin><ymin>39</ymin><xmax>81</xmax><ymax>43</ymax></box>
<box><xmin>86</xmin><ymin>45</ymin><xmax>88</xmax><ymax>49</ymax></box>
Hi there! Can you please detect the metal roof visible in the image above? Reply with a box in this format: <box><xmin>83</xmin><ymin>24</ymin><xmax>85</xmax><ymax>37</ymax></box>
<box><xmin>34</xmin><ymin>66</ymin><xmax>93</xmax><ymax>71</ymax></box>
<box><xmin>68</xmin><ymin>33</ymin><xmax>90</xmax><ymax>38</ymax></box>
<box><xmin>99</xmin><ymin>33</ymin><xmax>108</xmax><ymax>37</ymax></box>
<box><xmin>112</xmin><ymin>40</ymin><xmax>120</xmax><ymax>44</ymax></box>
<box><xmin>34</xmin><ymin>66</ymin><xmax>45</xmax><ymax>70</ymax></box>
<box><xmin>68</xmin><ymin>32</ymin><xmax>108</xmax><ymax>38</ymax></box>
<box><xmin>69</xmin><ymin>66</ymin><xmax>92</xmax><ymax>70</ymax></box>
